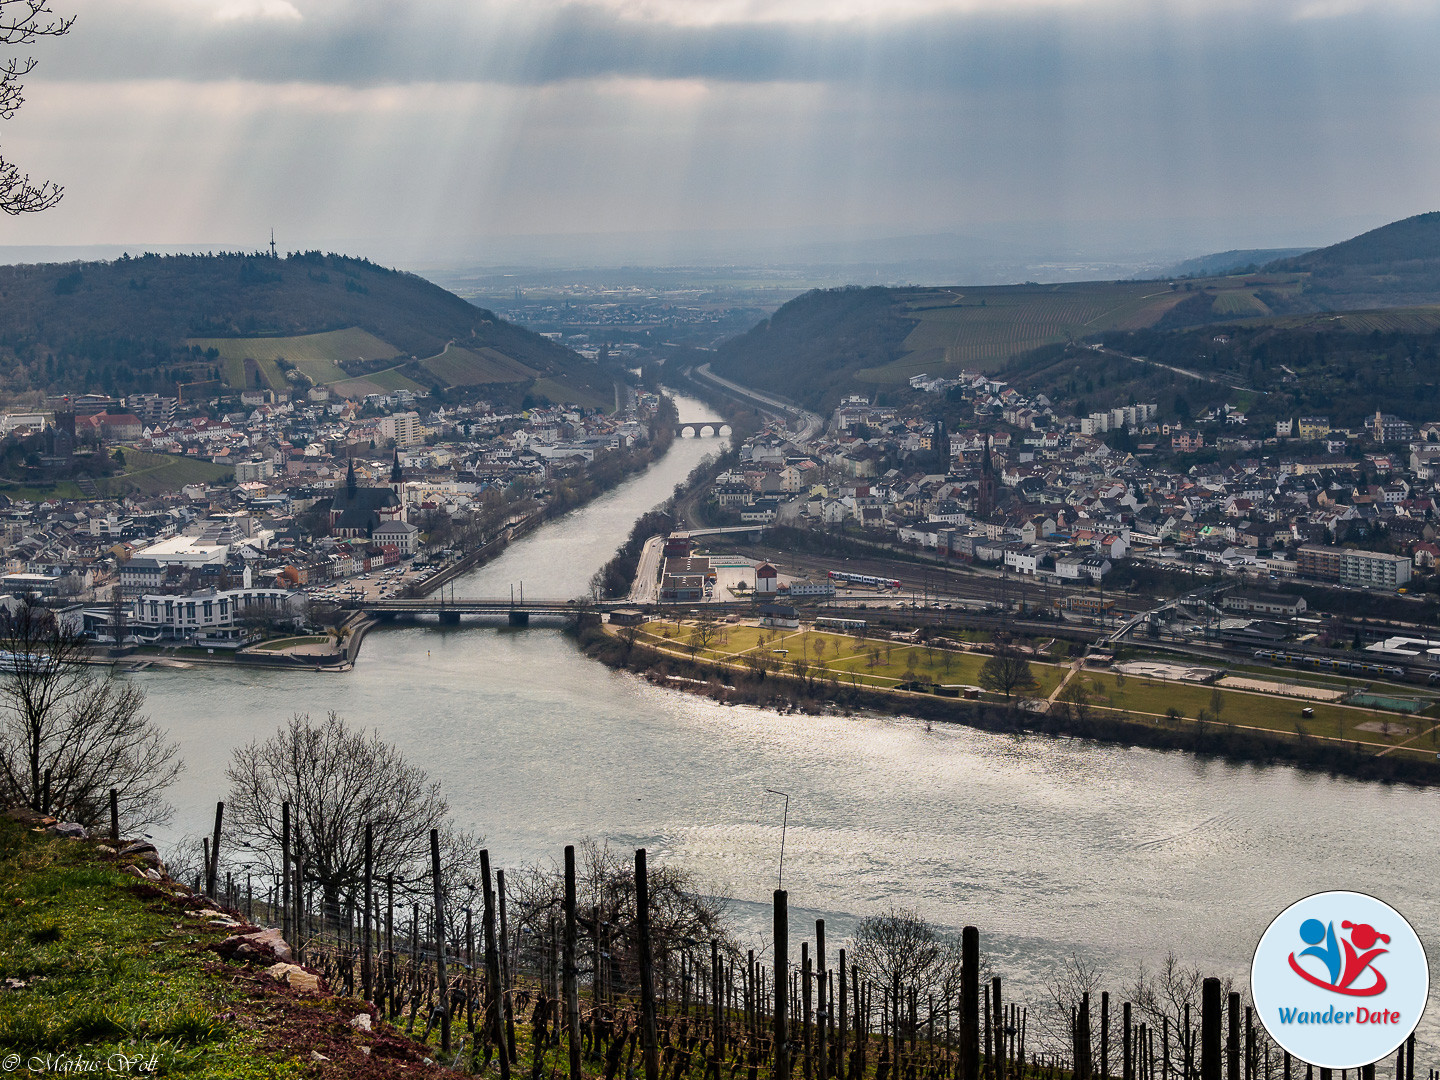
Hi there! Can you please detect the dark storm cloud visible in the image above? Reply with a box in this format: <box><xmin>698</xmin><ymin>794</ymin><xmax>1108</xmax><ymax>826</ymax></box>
<box><xmin>45</xmin><ymin>0</ymin><xmax>1440</xmax><ymax>106</ymax></box>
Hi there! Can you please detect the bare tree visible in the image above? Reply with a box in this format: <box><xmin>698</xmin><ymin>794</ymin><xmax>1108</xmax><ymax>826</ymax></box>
<box><xmin>506</xmin><ymin>838</ymin><xmax>735</xmax><ymax>997</ymax></box>
<box><xmin>224</xmin><ymin>711</ymin><xmax>480</xmax><ymax>919</ymax></box>
<box><xmin>849</xmin><ymin>905</ymin><xmax>963</xmax><ymax>1038</ymax></box>
<box><xmin>0</xmin><ymin>601</ymin><xmax>180</xmax><ymax>828</ymax></box>
<box><xmin>1056</xmin><ymin>677</ymin><xmax>1092</xmax><ymax>722</ymax></box>
<box><xmin>687</xmin><ymin>614</ymin><xmax>718</xmax><ymax>659</ymax></box>
<box><xmin>1126</xmin><ymin>954</ymin><xmax>1254</xmax><ymax>1069</ymax></box>
<box><xmin>979</xmin><ymin>643</ymin><xmax>1039</xmax><ymax>700</ymax></box>
<box><xmin>1038</xmin><ymin>952</ymin><xmax>1104</xmax><ymax>1057</ymax></box>
<box><xmin>0</xmin><ymin>1</ymin><xmax>73</xmax><ymax>215</ymax></box>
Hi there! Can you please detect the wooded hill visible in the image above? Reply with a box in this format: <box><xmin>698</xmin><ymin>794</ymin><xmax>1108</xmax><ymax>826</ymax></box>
<box><xmin>0</xmin><ymin>251</ymin><xmax>622</xmax><ymax>409</ymax></box>
<box><xmin>707</xmin><ymin>212</ymin><xmax>1440</xmax><ymax>422</ymax></box>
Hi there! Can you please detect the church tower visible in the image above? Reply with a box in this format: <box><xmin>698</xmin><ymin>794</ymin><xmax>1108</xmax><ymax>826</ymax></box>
<box><xmin>346</xmin><ymin>457</ymin><xmax>358</xmax><ymax>498</ymax></box>
<box><xmin>389</xmin><ymin>450</ymin><xmax>407</xmax><ymax>522</ymax></box>
<box><xmin>977</xmin><ymin>437</ymin><xmax>996</xmax><ymax>518</ymax></box>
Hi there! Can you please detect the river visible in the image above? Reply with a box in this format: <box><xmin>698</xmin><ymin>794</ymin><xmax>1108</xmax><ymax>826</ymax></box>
<box><xmin>136</xmin><ymin>392</ymin><xmax>1440</xmax><ymax>1053</ymax></box>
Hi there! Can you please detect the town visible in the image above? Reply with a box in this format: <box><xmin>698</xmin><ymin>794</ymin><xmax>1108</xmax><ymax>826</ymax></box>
<box><xmin>0</xmin><ymin>383</ymin><xmax>673</xmax><ymax>657</ymax></box>
<box><xmin>698</xmin><ymin>371</ymin><xmax>1433</xmax><ymax>601</ymax></box>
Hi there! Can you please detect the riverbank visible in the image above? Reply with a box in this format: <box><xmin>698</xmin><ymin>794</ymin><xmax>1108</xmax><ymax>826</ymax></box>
<box><xmin>579</xmin><ymin>622</ymin><xmax>1440</xmax><ymax>787</ymax></box>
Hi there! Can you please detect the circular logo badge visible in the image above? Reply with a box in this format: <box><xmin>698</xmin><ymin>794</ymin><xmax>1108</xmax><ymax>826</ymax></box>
<box><xmin>1252</xmin><ymin>891</ymin><xmax>1427</xmax><ymax>1069</ymax></box>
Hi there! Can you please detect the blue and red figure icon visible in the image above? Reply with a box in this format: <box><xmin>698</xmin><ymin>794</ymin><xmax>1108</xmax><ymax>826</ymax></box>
<box><xmin>1289</xmin><ymin>918</ymin><xmax>1390</xmax><ymax>996</ymax></box>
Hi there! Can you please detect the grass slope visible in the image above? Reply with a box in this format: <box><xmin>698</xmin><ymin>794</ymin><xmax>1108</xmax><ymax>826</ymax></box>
<box><xmin>102</xmin><ymin>450</ymin><xmax>233</xmax><ymax>497</ymax></box>
<box><xmin>0</xmin><ymin>812</ymin><xmax>456</xmax><ymax>1077</ymax></box>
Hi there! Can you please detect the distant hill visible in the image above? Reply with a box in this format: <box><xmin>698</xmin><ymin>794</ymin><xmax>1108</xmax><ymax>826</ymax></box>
<box><xmin>708</xmin><ymin>212</ymin><xmax>1440</xmax><ymax>415</ymax></box>
<box><xmin>1158</xmin><ymin>248</ymin><xmax>1312</xmax><ymax>279</ymax></box>
<box><xmin>0</xmin><ymin>252</ymin><xmax>619</xmax><ymax>408</ymax></box>
<box><xmin>1269</xmin><ymin>212</ymin><xmax>1440</xmax><ymax>272</ymax></box>
<box><xmin>709</xmin><ymin>279</ymin><xmax>1232</xmax><ymax>410</ymax></box>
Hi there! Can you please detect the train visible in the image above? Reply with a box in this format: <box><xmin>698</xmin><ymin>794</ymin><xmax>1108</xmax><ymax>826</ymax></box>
<box><xmin>1252</xmin><ymin>650</ymin><xmax>1405</xmax><ymax>679</ymax></box>
<box><xmin>816</xmin><ymin>616</ymin><xmax>868</xmax><ymax>632</ymax></box>
<box><xmin>828</xmin><ymin>570</ymin><xmax>902</xmax><ymax>589</ymax></box>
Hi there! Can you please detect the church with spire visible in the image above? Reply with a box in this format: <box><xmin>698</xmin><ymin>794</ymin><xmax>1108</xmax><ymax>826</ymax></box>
<box><xmin>326</xmin><ymin>453</ymin><xmax>406</xmax><ymax>539</ymax></box>
<box><xmin>976</xmin><ymin>437</ymin><xmax>997</xmax><ymax>519</ymax></box>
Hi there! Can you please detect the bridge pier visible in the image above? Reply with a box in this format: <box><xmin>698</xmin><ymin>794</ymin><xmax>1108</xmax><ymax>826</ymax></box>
<box><xmin>439</xmin><ymin>610</ymin><xmax>461</xmax><ymax>625</ymax></box>
<box><xmin>508</xmin><ymin>609</ymin><xmax>530</xmax><ymax>627</ymax></box>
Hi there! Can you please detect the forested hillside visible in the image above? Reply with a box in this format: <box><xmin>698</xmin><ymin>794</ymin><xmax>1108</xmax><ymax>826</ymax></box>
<box><xmin>707</xmin><ymin>212</ymin><xmax>1440</xmax><ymax>421</ymax></box>
<box><xmin>0</xmin><ymin>252</ymin><xmax>620</xmax><ymax>406</ymax></box>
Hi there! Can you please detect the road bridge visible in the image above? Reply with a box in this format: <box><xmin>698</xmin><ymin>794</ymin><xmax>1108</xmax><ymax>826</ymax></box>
<box><xmin>678</xmin><ymin>420</ymin><xmax>732</xmax><ymax>438</ymax></box>
<box><xmin>343</xmin><ymin>596</ymin><xmax>609</xmax><ymax>626</ymax></box>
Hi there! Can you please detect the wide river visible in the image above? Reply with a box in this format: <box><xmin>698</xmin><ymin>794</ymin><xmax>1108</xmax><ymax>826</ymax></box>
<box><xmin>140</xmin><ymin>394</ymin><xmax>1439</xmax><ymax>1053</ymax></box>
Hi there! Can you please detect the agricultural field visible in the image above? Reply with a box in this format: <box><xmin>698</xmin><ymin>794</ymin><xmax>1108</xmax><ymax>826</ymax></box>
<box><xmin>420</xmin><ymin>344</ymin><xmax>536</xmax><ymax>386</ymax></box>
<box><xmin>1210</xmin><ymin>290</ymin><xmax>1271</xmax><ymax>316</ymax></box>
<box><xmin>186</xmin><ymin>327</ymin><xmax>402</xmax><ymax>389</ymax></box>
<box><xmin>1261</xmin><ymin>306</ymin><xmax>1440</xmax><ymax>335</ymax></box>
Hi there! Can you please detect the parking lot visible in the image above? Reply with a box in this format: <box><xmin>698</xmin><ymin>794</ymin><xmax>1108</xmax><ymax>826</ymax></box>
<box><xmin>301</xmin><ymin>559</ymin><xmax>443</xmax><ymax>604</ymax></box>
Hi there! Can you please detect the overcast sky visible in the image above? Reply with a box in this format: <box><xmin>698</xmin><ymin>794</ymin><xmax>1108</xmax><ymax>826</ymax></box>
<box><xmin>1</xmin><ymin>0</ymin><xmax>1438</xmax><ymax>264</ymax></box>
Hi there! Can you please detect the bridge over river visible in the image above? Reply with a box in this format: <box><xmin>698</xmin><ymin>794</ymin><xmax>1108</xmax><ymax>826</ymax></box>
<box><xmin>343</xmin><ymin>596</ymin><xmax>620</xmax><ymax>626</ymax></box>
<box><xmin>342</xmin><ymin>595</ymin><xmax>750</xmax><ymax>625</ymax></box>
<box><xmin>678</xmin><ymin>419</ymin><xmax>731</xmax><ymax>438</ymax></box>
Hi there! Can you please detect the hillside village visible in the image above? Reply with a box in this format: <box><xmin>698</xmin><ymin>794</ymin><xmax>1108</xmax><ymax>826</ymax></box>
<box><xmin>0</xmin><ymin>386</ymin><xmax>669</xmax><ymax>648</ymax></box>
<box><xmin>704</xmin><ymin>367</ymin><xmax>1439</xmax><ymax>597</ymax></box>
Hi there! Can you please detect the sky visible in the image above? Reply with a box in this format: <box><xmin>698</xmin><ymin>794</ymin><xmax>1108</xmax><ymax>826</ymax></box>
<box><xmin>1</xmin><ymin>0</ymin><xmax>1439</xmax><ymax>266</ymax></box>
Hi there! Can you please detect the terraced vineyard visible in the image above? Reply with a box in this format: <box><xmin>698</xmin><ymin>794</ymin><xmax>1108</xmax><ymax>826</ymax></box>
<box><xmin>1267</xmin><ymin>306</ymin><xmax>1440</xmax><ymax>334</ymax></box>
<box><xmin>420</xmin><ymin>343</ymin><xmax>536</xmax><ymax>386</ymax></box>
<box><xmin>849</xmin><ymin>282</ymin><xmax>1189</xmax><ymax>380</ymax></box>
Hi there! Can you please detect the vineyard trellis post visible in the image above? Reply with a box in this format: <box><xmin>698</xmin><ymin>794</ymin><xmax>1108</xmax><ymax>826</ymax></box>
<box><xmin>775</xmin><ymin>889</ymin><xmax>790</xmax><ymax>1080</ymax></box>
<box><xmin>386</xmin><ymin>873</ymin><xmax>396</xmax><ymax>1020</ymax></box>
<box><xmin>207</xmin><ymin>801</ymin><xmax>223</xmax><ymax>899</ymax></box>
<box><xmin>713</xmin><ymin>938</ymin><xmax>724</xmax><ymax>1080</ymax></box>
<box><xmin>1201</xmin><ymin>978</ymin><xmax>1221</xmax><ymax>1080</ymax></box>
<box><xmin>1101</xmin><ymin>992</ymin><xmax>1110</xmax><ymax>1080</ymax></box>
<box><xmin>636</xmin><ymin>847</ymin><xmax>660</xmax><ymax>1080</ymax></box>
<box><xmin>431</xmin><ymin>827</ymin><xmax>451</xmax><ymax>1054</ymax></box>
<box><xmin>993</xmin><ymin>977</ymin><xmax>1004</xmax><ymax>1080</ymax></box>
<box><xmin>1227</xmin><ymin>993</ymin><xmax>1240</xmax><ymax>1080</ymax></box>
<box><xmin>1123</xmin><ymin>1001</ymin><xmax>1132</xmax><ymax>1080</ymax></box>
<box><xmin>817</xmin><ymin>920</ymin><xmax>828</xmax><ymax>1080</ymax></box>
<box><xmin>362</xmin><ymin>821</ymin><xmax>373</xmax><ymax>1002</ymax></box>
<box><xmin>280</xmin><ymin>802</ymin><xmax>290</xmax><ymax>948</ymax></box>
<box><xmin>839</xmin><ymin>945</ymin><xmax>848</xmax><ymax>1080</ymax></box>
<box><xmin>499</xmin><ymin>867</ymin><xmax>517</xmax><ymax>1062</ymax></box>
<box><xmin>565</xmin><ymin>844</ymin><xmax>581</xmax><ymax>1080</ymax></box>
<box><xmin>962</xmin><ymin>927</ymin><xmax>978</xmax><ymax>1080</ymax></box>
<box><xmin>802</xmin><ymin>941</ymin><xmax>812</xmax><ymax>1080</ymax></box>
<box><xmin>481</xmin><ymin>850</ymin><xmax>510</xmax><ymax>1078</ymax></box>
